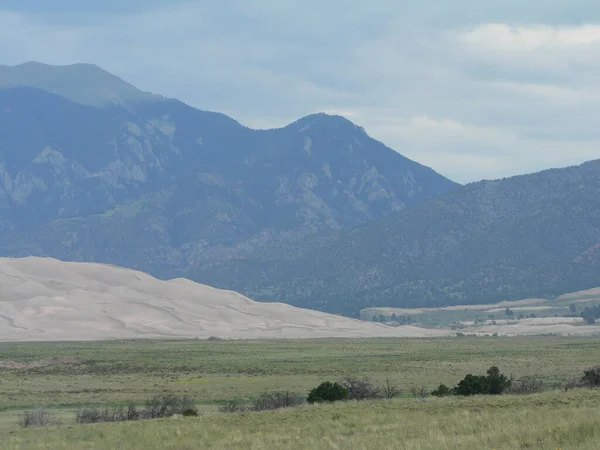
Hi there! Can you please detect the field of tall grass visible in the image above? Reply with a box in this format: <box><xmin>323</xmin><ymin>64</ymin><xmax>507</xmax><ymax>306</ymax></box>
<box><xmin>5</xmin><ymin>390</ymin><xmax>600</xmax><ymax>449</ymax></box>
<box><xmin>2</xmin><ymin>336</ymin><xmax>600</xmax><ymax>449</ymax></box>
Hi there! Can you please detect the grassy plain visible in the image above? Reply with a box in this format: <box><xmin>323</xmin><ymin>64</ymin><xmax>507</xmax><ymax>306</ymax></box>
<box><xmin>5</xmin><ymin>390</ymin><xmax>600</xmax><ymax>449</ymax></box>
<box><xmin>1</xmin><ymin>336</ymin><xmax>600</xmax><ymax>449</ymax></box>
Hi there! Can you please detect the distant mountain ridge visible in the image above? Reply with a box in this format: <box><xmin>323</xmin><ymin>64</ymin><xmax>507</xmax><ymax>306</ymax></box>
<box><xmin>4</xmin><ymin>62</ymin><xmax>595</xmax><ymax>317</ymax></box>
<box><xmin>193</xmin><ymin>159</ymin><xmax>600</xmax><ymax>315</ymax></box>
<box><xmin>0</xmin><ymin>62</ymin><xmax>162</xmax><ymax>108</ymax></box>
<box><xmin>0</xmin><ymin>62</ymin><xmax>458</xmax><ymax>298</ymax></box>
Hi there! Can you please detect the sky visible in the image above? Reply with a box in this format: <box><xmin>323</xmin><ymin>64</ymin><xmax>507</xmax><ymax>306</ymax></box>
<box><xmin>1</xmin><ymin>1</ymin><xmax>600</xmax><ymax>183</ymax></box>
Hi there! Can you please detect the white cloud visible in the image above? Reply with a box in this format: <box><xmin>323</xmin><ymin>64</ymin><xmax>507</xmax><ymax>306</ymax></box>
<box><xmin>459</xmin><ymin>24</ymin><xmax>600</xmax><ymax>52</ymax></box>
<box><xmin>457</xmin><ymin>23</ymin><xmax>600</xmax><ymax>72</ymax></box>
<box><xmin>367</xmin><ymin>115</ymin><xmax>514</xmax><ymax>148</ymax></box>
<box><xmin>488</xmin><ymin>82</ymin><xmax>597</xmax><ymax>104</ymax></box>
<box><xmin>363</xmin><ymin>114</ymin><xmax>600</xmax><ymax>181</ymax></box>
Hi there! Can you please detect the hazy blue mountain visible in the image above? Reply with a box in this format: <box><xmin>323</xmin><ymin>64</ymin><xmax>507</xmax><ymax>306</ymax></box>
<box><xmin>0</xmin><ymin>62</ymin><xmax>161</xmax><ymax>108</ymax></box>
<box><xmin>4</xmin><ymin>62</ymin><xmax>598</xmax><ymax>317</ymax></box>
<box><xmin>0</xmin><ymin>63</ymin><xmax>458</xmax><ymax>291</ymax></box>
<box><xmin>190</xmin><ymin>160</ymin><xmax>600</xmax><ymax>315</ymax></box>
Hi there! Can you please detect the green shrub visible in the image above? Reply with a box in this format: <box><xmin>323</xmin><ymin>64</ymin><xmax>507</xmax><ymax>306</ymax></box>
<box><xmin>487</xmin><ymin>366</ymin><xmax>511</xmax><ymax>394</ymax></box>
<box><xmin>454</xmin><ymin>366</ymin><xmax>511</xmax><ymax>396</ymax></box>
<box><xmin>582</xmin><ymin>366</ymin><xmax>600</xmax><ymax>387</ymax></box>
<box><xmin>431</xmin><ymin>384</ymin><xmax>452</xmax><ymax>397</ymax></box>
<box><xmin>307</xmin><ymin>382</ymin><xmax>348</xmax><ymax>404</ymax></box>
<box><xmin>454</xmin><ymin>374</ymin><xmax>489</xmax><ymax>396</ymax></box>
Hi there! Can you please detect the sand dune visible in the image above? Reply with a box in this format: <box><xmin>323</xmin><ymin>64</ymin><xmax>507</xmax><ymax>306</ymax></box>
<box><xmin>472</xmin><ymin>317</ymin><xmax>599</xmax><ymax>337</ymax></box>
<box><xmin>558</xmin><ymin>287</ymin><xmax>600</xmax><ymax>300</ymax></box>
<box><xmin>0</xmin><ymin>257</ymin><xmax>451</xmax><ymax>341</ymax></box>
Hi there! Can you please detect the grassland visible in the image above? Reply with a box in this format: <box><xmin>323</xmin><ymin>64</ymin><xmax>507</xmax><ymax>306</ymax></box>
<box><xmin>1</xmin><ymin>336</ymin><xmax>600</xmax><ymax>449</ymax></box>
<box><xmin>5</xmin><ymin>390</ymin><xmax>600</xmax><ymax>450</ymax></box>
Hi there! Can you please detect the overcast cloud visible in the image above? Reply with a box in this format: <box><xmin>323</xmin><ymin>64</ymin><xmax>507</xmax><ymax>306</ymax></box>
<box><xmin>1</xmin><ymin>0</ymin><xmax>599</xmax><ymax>182</ymax></box>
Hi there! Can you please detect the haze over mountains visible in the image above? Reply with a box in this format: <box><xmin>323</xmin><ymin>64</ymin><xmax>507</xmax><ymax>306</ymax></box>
<box><xmin>0</xmin><ymin>62</ymin><xmax>599</xmax><ymax>316</ymax></box>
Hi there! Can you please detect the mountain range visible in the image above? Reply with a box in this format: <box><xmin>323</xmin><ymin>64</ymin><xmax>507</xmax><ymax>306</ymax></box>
<box><xmin>1</xmin><ymin>61</ymin><xmax>598</xmax><ymax>316</ymax></box>
<box><xmin>201</xmin><ymin>160</ymin><xmax>600</xmax><ymax>315</ymax></box>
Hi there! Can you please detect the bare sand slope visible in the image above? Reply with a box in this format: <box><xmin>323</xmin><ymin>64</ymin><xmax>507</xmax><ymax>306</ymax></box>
<box><xmin>558</xmin><ymin>287</ymin><xmax>600</xmax><ymax>301</ymax></box>
<box><xmin>472</xmin><ymin>317</ymin><xmax>599</xmax><ymax>337</ymax></box>
<box><xmin>370</xmin><ymin>298</ymin><xmax>547</xmax><ymax>316</ymax></box>
<box><xmin>0</xmin><ymin>257</ymin><xmax>451</xmax><ymax>341</ymax></box>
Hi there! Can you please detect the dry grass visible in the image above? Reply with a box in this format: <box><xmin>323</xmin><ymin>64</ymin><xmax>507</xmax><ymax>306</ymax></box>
<box><xmin>1</xmin><ymin>336</ymin><xmax>598</xmax><ymax>411</ymax></box>
<box><xmin>4</xmin><ymin>390</ymin><xmax>600</xmax><ymax>449</ymax></box>
<box><xmin>2</xmin><ymin>337</ymin><xmax>600</xmax><ymax>449</ymax></box>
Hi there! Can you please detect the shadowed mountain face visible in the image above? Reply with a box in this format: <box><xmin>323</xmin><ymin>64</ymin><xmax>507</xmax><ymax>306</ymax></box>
<box><xmin>192</xmin><ymin>160</ymin><xmax>600</xmax><ymax>315</ymax></box>
<box><xmin>0</xmin><ymin>63</ymin><xmax>458</xmax><ymax>304</ymax></box>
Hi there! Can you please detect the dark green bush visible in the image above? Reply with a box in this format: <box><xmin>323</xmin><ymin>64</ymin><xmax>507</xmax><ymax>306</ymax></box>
<box><xmin>454</xmin><ymin>366</ymin><xmax>511</xmax><ymax>396</ymax></box>
<box><xmin>582</xmin><ymin>366</ymin><xmax>600</xmax><ymax>387</ymax></box>
<box><xmin>581</xmin><ymin>306</ymin><xmax>600</xmax><ymax>324</ymax></box>
<box><xmin>454</xmin><ymin>374</ymin><xmax>489</xmax><ymax>396</ymax></box>
<box><xmin>487</xmin><ymin>366</ymin><xmax>511</xmax><ymax>394</ymax></box>
<box><xmin>431</xmin><ymin>384</ymin><xmax>452</xmax><ymax>397</ymax></box>
<box><xmin>307</xmin><ymin>382</ymin><xmax>348</xmax><ymax>404</ymax></box>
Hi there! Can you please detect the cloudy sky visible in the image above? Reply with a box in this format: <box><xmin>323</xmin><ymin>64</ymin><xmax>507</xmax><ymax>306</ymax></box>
<box><xmin>1</xmin><ymin>0</ymin><xmax>599</xmax><ymax>183</ymax></box>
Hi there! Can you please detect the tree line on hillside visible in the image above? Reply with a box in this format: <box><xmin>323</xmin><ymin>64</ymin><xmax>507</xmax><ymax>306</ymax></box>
<box><xmin>580</xmin><ymin>305</ymin><xmax>600</xmax><ymax>324</ymax></box>
<box><xmin>371</xmin><ymin>313</ymin><xmax>414</xmax><ymax>324</ymax></box>
<box><xmin>554</xmin><ymin>303</ymin><xmax>600</xmax><ymax>325</ymax></box>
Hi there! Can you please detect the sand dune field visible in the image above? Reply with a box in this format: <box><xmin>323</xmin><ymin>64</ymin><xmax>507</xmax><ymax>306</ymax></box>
<box><xmin>0</xmin><ymin>257</ymin><xmax>451</xmax><ymax>341</ymax></box>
